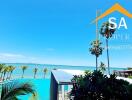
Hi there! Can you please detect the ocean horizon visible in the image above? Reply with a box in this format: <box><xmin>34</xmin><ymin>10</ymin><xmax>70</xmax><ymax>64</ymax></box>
<box><xmin>1</xmin><ymin>63</ymin><xmax>127</xmax><ymax>79</ymax></box>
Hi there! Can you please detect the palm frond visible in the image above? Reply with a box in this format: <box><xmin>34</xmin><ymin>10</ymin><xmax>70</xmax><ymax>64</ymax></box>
<box><xmin>1</xmin><ymin>81</ymin><xmax>35</xmax><ymax>100</ymax></box>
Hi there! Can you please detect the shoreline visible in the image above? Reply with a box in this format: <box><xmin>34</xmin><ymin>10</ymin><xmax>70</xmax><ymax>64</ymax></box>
<box><xmin>1</xmin><ymin>63</ymin><xmax>128</xmax><ymax>69</ymax></box>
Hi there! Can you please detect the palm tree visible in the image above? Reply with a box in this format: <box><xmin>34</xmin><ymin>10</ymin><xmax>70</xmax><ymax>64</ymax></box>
<box><xmin>2</xmin><ymin>67</ymin><xmax>8</xmax><ymax>81</ymax></box>
<box><xmin>99</xmin><ymin>62</ymin><xmax>106</xmax><ymax>74</ymax></box>
<box><xmin>0</xmin><ymin>64</ymin><xmax>5</xmax><ymax>80</ymax></box>
<box><xmin>43</xmin><ymin>68</ymin><xmax>48</xmax><ymax>78</ymax></box>
<box><xmin>33</xmin><ymin>68</ymin><xmax>38</xmax><ymax>79</ymax></box>
<box><xmin>1</xmin><ymin>81</ymin><xmax>35</xmax><ymax>100</ymax></box>
<box><xmin>21</xmin><ymin>66</ymin><xmax>28</xmax><ymax>78</ymax></box>
<box><xmin>6</xmin><ymin>67</ymin><xmax>11</xmax><ymax>80</ymax></box>
<box><xmin>100</xmin><ymin>22</ymin><xmax>116</xmax><ymax>75</ymax></box>
<box><xmin>9</xmin><ymin>65</ymin><xmax>15</xmax><ymax>79</ymax></box>
<box><xmin>89</xmin><ymin>40</ymin><xmax>103</xmax><ymax>70</ymax></box>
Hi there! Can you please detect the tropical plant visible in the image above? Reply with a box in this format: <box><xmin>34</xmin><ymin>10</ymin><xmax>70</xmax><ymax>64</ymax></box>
<box><xmin>8</xmin><ymin>65</ymin><xmax>15</xmax><ymax>79</ymax></box>
<box><xmin>5</xmin><ymin>66</ymin><xmax>11</xmax><ymax>80</ymax></box>
<box><xmin>99</xmin><ymin>62</ymin><xmax>106</xmax><ymax>74</ymax></box>
<box><xmin>1</xmin><ymin>81</ymin><xmax>35</xmax><ymax>100</ymax></box>
<box><xmin>71</xmin><ymin>70</ymin><xmax>132</xmax><ymax>100</ymax></box>
<box><xmin>89</xmin><ymin>40</ymin><xmax>103</xmax><ymax>70</ymax></box>
<box><xmin>43</xmin><ymin>68</ymin><xmax>48</xmax><ymax>78</ymax></box>
<box><xmin>29</xmin><ymin>92</ymin><xmax>38</xmax><ymax>100</ymax></box>
<box><xmin>100</xmin><ymin>22</ymin><xmax>116</xmax><ymax>75</ymax></box>
<box><xmin>33</xmin><ymin>68</ymin><xmax>38</xmax><ymax>79</ymax></box>
<box><xmin>85</xmin><ymin>70</ymin><xmax>92</xmax><ymax>75</ymax></box>
<box><xmin>0</xmin><ymin>64</ymin><xmax>5</xmax><ymax>72</ymax></box>
<box><xmin>127</xmin><ymin>67</ymin><xmax>132</xmax><ymax>70</ymax></box>
<box><xmin>0</xmin><ymin>64</ymin><xmax>5</xmax><ymax>80</ymax></box>
<box><xmin>2</xmin><ymin>66</ymin><xmax>8</xmax><ymax>81</ymax></box>
<box><xmin>128</xmin><ymin>76</ymin><xmax>132</xmax><ymax>79</ymax></box>
<box><xmin>21</xmin><ymin>66</ymin><xmax>28</xmax><ymax>78</ymax></box>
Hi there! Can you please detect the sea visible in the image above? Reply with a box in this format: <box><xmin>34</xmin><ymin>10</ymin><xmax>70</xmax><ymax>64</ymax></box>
<box><xmin>5</xmin><ymin>63</ymin><xmax>127</xmax><ymax>79</ymax></box>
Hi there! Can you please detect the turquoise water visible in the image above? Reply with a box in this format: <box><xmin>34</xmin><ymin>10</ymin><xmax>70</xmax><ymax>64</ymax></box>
<box><xmin>3</xmin><ymin>63</ymin><xmax>127</xmax><ymax>100</ymax></box>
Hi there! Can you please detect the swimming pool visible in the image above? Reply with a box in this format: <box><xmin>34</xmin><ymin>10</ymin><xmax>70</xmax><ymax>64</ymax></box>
<box><xmin>17</xmin><ymin>79</ymin><xmax>50</xmax><ymax>100</ymax></box>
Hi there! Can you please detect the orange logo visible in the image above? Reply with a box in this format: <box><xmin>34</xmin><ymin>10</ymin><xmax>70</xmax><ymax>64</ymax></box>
<box><xmin>93</xmin><ymin>3</ymin><xmax>132</xmax><ymax>23</ymax></box>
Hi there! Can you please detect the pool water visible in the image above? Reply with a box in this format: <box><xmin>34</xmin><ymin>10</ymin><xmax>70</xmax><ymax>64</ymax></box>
<box><xmin>17</xmin><ymin>79</ymin><xmax>50</xmax><ymax>100</ymax></box>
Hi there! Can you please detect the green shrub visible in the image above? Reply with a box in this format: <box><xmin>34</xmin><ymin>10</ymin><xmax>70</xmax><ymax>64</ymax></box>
<box><xmin>71</xmin><ymin>70</ymin><xmax>132</xmax><ymax>100</ymax></box>
<box><xmin>128</xmin><ymin>76</ymin><xmax>132</xmax><ymax>79</ymax></box>
<box><xmin>127</xmin><ymin>67</ymin><xmax>132</xmax><ymax>70</ymax></box>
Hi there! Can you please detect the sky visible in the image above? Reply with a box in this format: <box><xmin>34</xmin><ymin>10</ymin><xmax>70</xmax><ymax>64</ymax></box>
<box><xmin>0</xmin><ymin>0</ymin><xmax>132</xmax><ymax>67</ymax></box>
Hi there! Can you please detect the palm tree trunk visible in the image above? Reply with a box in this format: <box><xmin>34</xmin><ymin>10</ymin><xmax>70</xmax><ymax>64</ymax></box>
<box><xmin>34</xmin><ymin>73</ymin><xmax>36</xmax><ymax>79</ymax></box>
<box><xmin>0</xmin><ymin>72</ymin><xmax>3</xmax><ymax>79</ymax></box>
<box><xmin>6</xmin><ymin>72</ymin><xmax>9</xmax><ymax>80</ymax></box>
<box><xmin>96</xmin><ymin>56</ymin><xmax>98</xmax><ymax>71</ymax></box>
<box><xmin>3</xmin><ymin>73</ymin><xmax>6</xmax><ymax>81</ymax></box>
<box><xmin>22</xmin><ymin>71</ymin><xmax>24</xmax><ymax>78</ymax></box>
<box><xmin>44</xmin><ymin>73</ymin><xmax>45</xmax><ymax>79</ymax></box>
<box><xmin>106</xmin><ymin>39</ymin><xmax>110</xmax><ymax>75</ymax></box>
<box><xmin>9</xmin><ymin>71</ymin><xmax>12</xmax><ymax>79</ymax></box>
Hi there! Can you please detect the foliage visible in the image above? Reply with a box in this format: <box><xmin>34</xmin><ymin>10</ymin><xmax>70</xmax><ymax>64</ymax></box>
<box><xmin>8</xmin><ymin>65</ymin><xmax>16</xmax><ymax>79</ymax></box>
<box><xmin>0</xmin><ymin>64</ymin><xmax>16</xmax><ymax>80</ymax></box>
<box><xmin>21</xmin><ymin>66</ymin><xmax>28</xmax><ymax>78</ymax></box>
<box><xmin>70</xmin><ymin>70</ymin><xmax>132</xmax><ymax>100</ymax></box>
<box><xmin>43</xmin><ymin>68</ymin><xmax>48</xmax><ymax>78</ymax></box>
<box><xmin>89</xmin><ymin>40</ymin><xmax>103</xmax><ymax>58</ymax></box>
<box><xmin>33</xmin><ymin>68</ymin><xmax>38</xmax><ymax>78</ymax></box>
<box><xmin>99</xmin><ymin>62</ymin><xmax>106</xmax><ymax>74</ymax></box>
<box><xmin>127</xmin><ymin>67</ymin><xmax>132</xmax><ymax>70</ymax></box>
<box><xmin>1</xmin><ymin>81</ymin><xmax>35</xmax><ymax>100</ymax></box>
<box><xmin>2</xmin><ymin>66</ymin><xmax>9</xmax><ymax>80</ymax></box>
<box><xmin>33</xmin><ymin>68</ymin><xmax>38</xmax><ymax>73</ymax></box>
<box><xmin>89</xmin><ymin>40</ymin><xmax>104</xmax><ymax>70</ymax></box>
<box><xmin>85</xmin><ymin>70</ymin><xmax>92</xmax><ymax>75</ymax></box>
<box><xmin>21</xmin><ymin>66</ymin><xmax>28</xmax><ymax>71</ymax></box>
<box><xmin>100</xmin><ymin>22</ymin><xmax>116</xmax><ymax>75</ymax></box>
<box><xmin>29</xmin><ymin>92</ymin><xmax>39</xmax><ymax>100</ymax></box>
<box><xmin>0</xmin><ymin>64</ymin><xmax>5</xmax><ymax>73</ymax></box>
<box><xmin>128</xmin><ymin>76</ymin><xmax>132</xmax><ymax>79</ymax></box>
<box><xmin>100</xmin><ymin>22</ymin><xmax>116</xmax><ymax>39</ymax></box>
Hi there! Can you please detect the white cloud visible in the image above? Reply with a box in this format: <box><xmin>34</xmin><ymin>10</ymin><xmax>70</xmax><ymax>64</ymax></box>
<box><xmin>0</xmin><ymin>52</ymin><xmax>92</xmax><ymax>66</ymax></box>
<box><xmin>0</xmin><ymin>53</ymin><xmax>25</xmax><ymax>58</ymax></box>
<box><xmin>0</xmin><ymin>53</ymin><xmax>129</xmax><ymax>67</ymax></box>
<box><xmin>0</xmin><ymin>53</ymin><xmax>36</xmax><ymax>63</ymax></box>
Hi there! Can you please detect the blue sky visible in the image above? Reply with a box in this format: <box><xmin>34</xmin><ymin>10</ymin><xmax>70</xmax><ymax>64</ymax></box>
<box><xmin>0</xmin><ymin>0</ymin><xmax>132</xmax><ymax>67</ymax></box>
